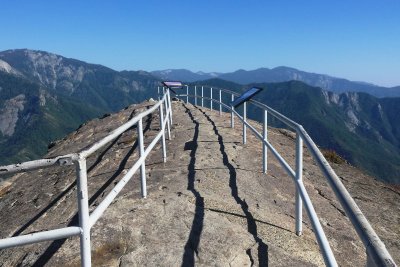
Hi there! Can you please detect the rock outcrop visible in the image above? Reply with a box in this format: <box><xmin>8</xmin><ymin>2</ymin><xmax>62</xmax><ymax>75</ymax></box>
<box><xmin>0</xmin><ymin>99</ymin><xmax>398</xmax><ymax>266</ymax></box>
<box><xmin>0</xmin><ymin>94</ymin><xmax>26</xmax><ymax>137</ymax></box>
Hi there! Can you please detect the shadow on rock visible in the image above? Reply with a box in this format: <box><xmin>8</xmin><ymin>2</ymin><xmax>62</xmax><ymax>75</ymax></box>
<box><xmin>196</xmin><ymin>106</ymin><xmax>268</xmax><ymax>267</ymax></box>
<box><xmin>181</xmin><ymin>104</ymin><xmax>205</xmax><ymax>267</ymax></box>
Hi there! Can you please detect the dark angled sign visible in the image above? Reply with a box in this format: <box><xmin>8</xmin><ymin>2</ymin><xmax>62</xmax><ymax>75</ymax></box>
<box><xmin>161</xmin><ymin>81</ymin><xmax>185</xmax><ymax>94</ymax></box>
<box><xmin>162</xmin><ymin>81</ymin><xmax>184</xmax><ymax>89</ymax></box>
<box><xmin>230</xmin><ymin>87</ymin><xmax>263</xmax><ymax>107</ymax></box>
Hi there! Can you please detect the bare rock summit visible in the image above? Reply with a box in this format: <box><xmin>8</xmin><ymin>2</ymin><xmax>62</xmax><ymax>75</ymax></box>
<box><xmin>0</xmin><ymin>99</ymin><xmax>399</xmax><ymax>266</ymax></box>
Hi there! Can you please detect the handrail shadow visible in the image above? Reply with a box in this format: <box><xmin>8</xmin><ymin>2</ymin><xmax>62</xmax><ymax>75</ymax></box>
<box><xmin>181</xmin><ymin>104</ymin><xmax>204</xmax><ymax>266</ymax></box>
<box><xmin>195</xmin><ymin>106</ymin><xmax>268</xmax><ymax>267</ymax></box>
<box><xmin>207</xmin><ymin>208</ymin><xmax>292</xmax><ymax>234</ymax></box>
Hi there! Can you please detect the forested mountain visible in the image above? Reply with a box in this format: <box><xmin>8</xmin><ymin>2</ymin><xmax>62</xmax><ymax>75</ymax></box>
<box><xmin>0</xmin><ymin>72</ymin><xmax>103</xmax><ymax>164</ymax></box>
<box><xmin>0</xmin><ymin>49</ymin><xmax>159</xmax><ymax>111</ymax></box>
<box><xmin>0</xmin><ymin>49</ymin><xmax>159</xmax><ymax>165</ymax></box>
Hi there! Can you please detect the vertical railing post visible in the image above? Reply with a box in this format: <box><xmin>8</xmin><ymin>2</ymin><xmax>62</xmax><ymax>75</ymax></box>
<box><xmin>159</xmin><ymin>102</ymin><xmax>167</xmax><ymax>162</ymax></box>
<box><xmin>157</xmin><ymin>86</ymin><xmax>160</xmax><ymax>100</ymax></box>
<box><xmin>186</xmin><ymin>85</ymin><xmax>189</xmax><ymax>104</ymax></box>
<box><xmin>167</xmin><ymin>89</ymin><xmax>173</xmax><ymax>126</ymax></box>
<box><xmin>219</xmin><ymin>89</ymin><xmax>222</xmax><ymax>115</ymax></box>
<box><xmin>137</xmin><ymin>118</ymin><xmax>147</xmax><ymax>198</ymax></box>
<box><xmin>210</xmin><ymin>87</ymin><xmax>213</xmax><ymax>110</ymax></box>
<box><xmin>163</xmin><ymin>87</ymin><xmax>167</xmax><ymax>110</ymax></box>
<box><xmin>163</xmin><ymin>87</ymin><xmax>171</xmax><ymax>141</ymax></box>
<box><xmin>201</xmin><ymin>86</ymin><xmax>204</xmax><ymax>107</ymax></box>
<box><xmin>74</xmin><ymin>157</ymin><xmax>91</xmax><ymax>267</ymax></box>
<box><xmin>295</xmin><ymin>133</ymin><xmax>303</xmax><ymax>236</ymax></box>
<box><xmin>263</xmin><ymin>110</ymin><xmax>268</xmax><ymax>173</ymax></box>
<box><xmin>231</xmin><ymin>94</ymin><xmax>234</xmax><ymax>128</ymax></box>
<box><xmin>243</xmin><ymin>101</ymin><xmax>247</xmax><ymax>144</ymax></box>
<box><xmin>165</xmin><ymin>97</ymin><xmax>171</xmax><ymax>140</ymax></box>
<box><xmin>194</xmin><ymin>86</ymin><xmax>197</xmax><ymax>106</ymax></box>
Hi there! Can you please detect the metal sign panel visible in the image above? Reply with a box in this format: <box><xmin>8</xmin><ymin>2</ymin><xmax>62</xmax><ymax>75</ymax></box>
<box><xmin>230</xmin><ymin>87</ymin><xmax>263</xmax><ymax>107</ymax></box>
<box><xmin>162</xmin><ymin>81</ymin><xmax>184</xmax><ymax>88</ymax></box>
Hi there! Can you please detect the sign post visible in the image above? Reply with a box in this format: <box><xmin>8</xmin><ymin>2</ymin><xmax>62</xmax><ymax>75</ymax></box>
<box><xmin>230</xmin><ymin>87</ymin><xmax>263</xmax><ymax>145</ymax></box>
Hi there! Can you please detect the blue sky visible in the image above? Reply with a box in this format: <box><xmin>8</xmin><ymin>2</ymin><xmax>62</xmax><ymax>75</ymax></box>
<box><xmin>1</xmin><ymin>0</ymin><xmax>399</xmax><ymax>86</ymax></box>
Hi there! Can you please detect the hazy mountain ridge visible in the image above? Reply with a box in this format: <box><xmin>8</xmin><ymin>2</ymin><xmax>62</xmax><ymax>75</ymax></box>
<box><xmin>153</xmin><ymin>67</ymin><xmax>400</xmax><ymax>98</ymax></box>
<box><xmin>151</xmin><ymin>69</ymin><xmax>220</xmax><ymax>82</ymax></box>
<box><xmin>0</xmin><ymin>49</ymin><xmax>160</xmax><ymax>165</ymax></box>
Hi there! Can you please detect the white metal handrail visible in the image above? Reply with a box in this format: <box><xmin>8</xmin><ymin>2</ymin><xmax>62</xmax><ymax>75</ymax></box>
<box><xmin>0</xmin><ymin>90</ymin><xmax>173</xmax><ymax>267</ymax></box>
<box><xmin>177</xmin><ymin>85</ymin><xmax>396</xmax><ymax>267</ymax></box>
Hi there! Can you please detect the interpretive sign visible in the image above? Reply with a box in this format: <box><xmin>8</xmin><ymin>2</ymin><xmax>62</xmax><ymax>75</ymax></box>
<box><xmin>162</xmin><ymin>81</ymin><xmax>184</xmax><ymax>88</ymax></box>
<box><xmin>230</xmin><ymin>87</ymin><xmax>263</xmax><ymax>107</ymax></box>
<box><xmin>162</xmin><ymin>81</ymin><xmax>185</xmax><ymax>94</ymax></box>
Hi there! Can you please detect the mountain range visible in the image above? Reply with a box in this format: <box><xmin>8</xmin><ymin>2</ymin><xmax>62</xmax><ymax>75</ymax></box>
<box><xmin>1</xmin><ymin>49</ymin><xmax>399</xmax><ymax>183</ymax></box>
<box><xmin>152</xmin><ymin>67</ymin><xmax>400</xmax><ymax>98</ymax></box>
<box><xmin>0</xmin><ymin>49</ymin><xmax>159</xmax><ymax>165</ymax></box>
<box><xmin>151</xmin><ymin>69</ymin><xmax>221</xmax><ymax>83</ymax></box>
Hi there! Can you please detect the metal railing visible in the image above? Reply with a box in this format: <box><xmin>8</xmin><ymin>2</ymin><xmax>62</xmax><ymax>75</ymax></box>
<box><xmin>0</xmin><ymin>90</ymin><xmax>173</xmax><ymax>267</ymax></box>
<box><xmin>176</xmin><ymin>85</ymin><xmax>396</xmax><ymax>267</ymax></box>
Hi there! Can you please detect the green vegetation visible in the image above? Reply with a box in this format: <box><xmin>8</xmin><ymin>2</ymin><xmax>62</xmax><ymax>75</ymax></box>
<box><xmin>0</xmin><ymin>50</ymin><xmax>159</xmax><ymax>167</ymax></box>
<box><xmin>323</xmin><ymin>149</ymin><xmax>346</xmax><ymax>164</ymax></box>
<box><xmin>0</xmin><ymin>72</ymin><xmax>104</xmax><ymax>165</ymax></box>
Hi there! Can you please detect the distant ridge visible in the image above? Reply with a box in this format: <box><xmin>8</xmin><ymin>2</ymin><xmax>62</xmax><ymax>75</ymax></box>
<box><xmin>152</xmin><ymin>67</ymin><xmax>400</xmax><ymax>98</ymax></box>
<box><xmin>151</xmin><ymin>69</ymin><xmax>221</xmax><ymax>82</ymax></box>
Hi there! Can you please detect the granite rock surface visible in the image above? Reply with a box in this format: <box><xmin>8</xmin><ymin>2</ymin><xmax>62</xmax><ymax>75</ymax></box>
<box><xmin>0</xmin><ymin>99</ymin><xmax>398</xmax><ymax>266</ymax></box>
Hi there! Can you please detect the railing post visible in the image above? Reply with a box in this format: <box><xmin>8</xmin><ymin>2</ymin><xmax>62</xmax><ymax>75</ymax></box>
<box><xmin>159</xmin><ymin>102</ymin><xmax>167</xmax><ymax>162</ymax></box>
<box><xmin>137</xmin><ymin>118</ymin><xmax>147</xmax><ymax>198</ymax></box>
<box><xmin>201</xmin><ymin>86</ymin><xmax>204</xmax><ymax>107</ymax></box>
<box><xmin>219</xmin><ymin>89</ymin><xmax>222</xmax><ymax>115</ymax></box>
<box><xmin>231</xmin><ymin>94</ymin><xmax>234</xmax><ymax>128</ymax></box>
<box><xmin>210</xmin><ymin>87</ymin><xmax>213</xmax><ymax>110</ymax></box>
<box><xmin>165</xmin><ymin>97</ymin><xmax>171</xmax><ymax>140</ymax></box>
<box><xmin>167</xmin><ymin>89</ymin><xmax>173</xmax><ymax>126</ymax></box>
<box><xmin>74</xmin><ymin>157</ymin><xmax>92</xmax><ymax>267</ymax></box>
<box><xmin>163</xmin><ymin>87</ymin><xmax>171</xmax><ymax>140</ymax></box>
<box><xmin>186</xmin><ymin>85</ymin><xmax>189</xmax><ymax>104</ymax></box>
<box><xmin>263</xmin><ymin>110</ymin><xmax>268</xmax><ymax>173</ymax></box>
<box><xmin>157</xmin><ymin>86</ymin><xmax>160</xmax><ymax>100</ymax></box>
<box><xmin>243</xmin><ymin>101</ymin><xmax>247</xmax><ymax>144</ymax></box>
<box><xmin>194</xmin><ymin>86</ymin><xmax>197</xmax><ymax>106</ymax></box>
<box><xmin>163</xmin><ymin>86</ymin><xmax>167</xmax><ymax>111</ymax></box>
<box><xmin>295</xmin><ymin>133</ymin><xmax>303</xmax><ymax>236</ymax></box>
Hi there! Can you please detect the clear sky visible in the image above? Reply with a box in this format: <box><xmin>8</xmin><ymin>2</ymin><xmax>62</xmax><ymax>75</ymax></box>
<box><xmin>1</xmin><ymin>0</ymin><xmax>399</xmax><ymax>86</ymax></box>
